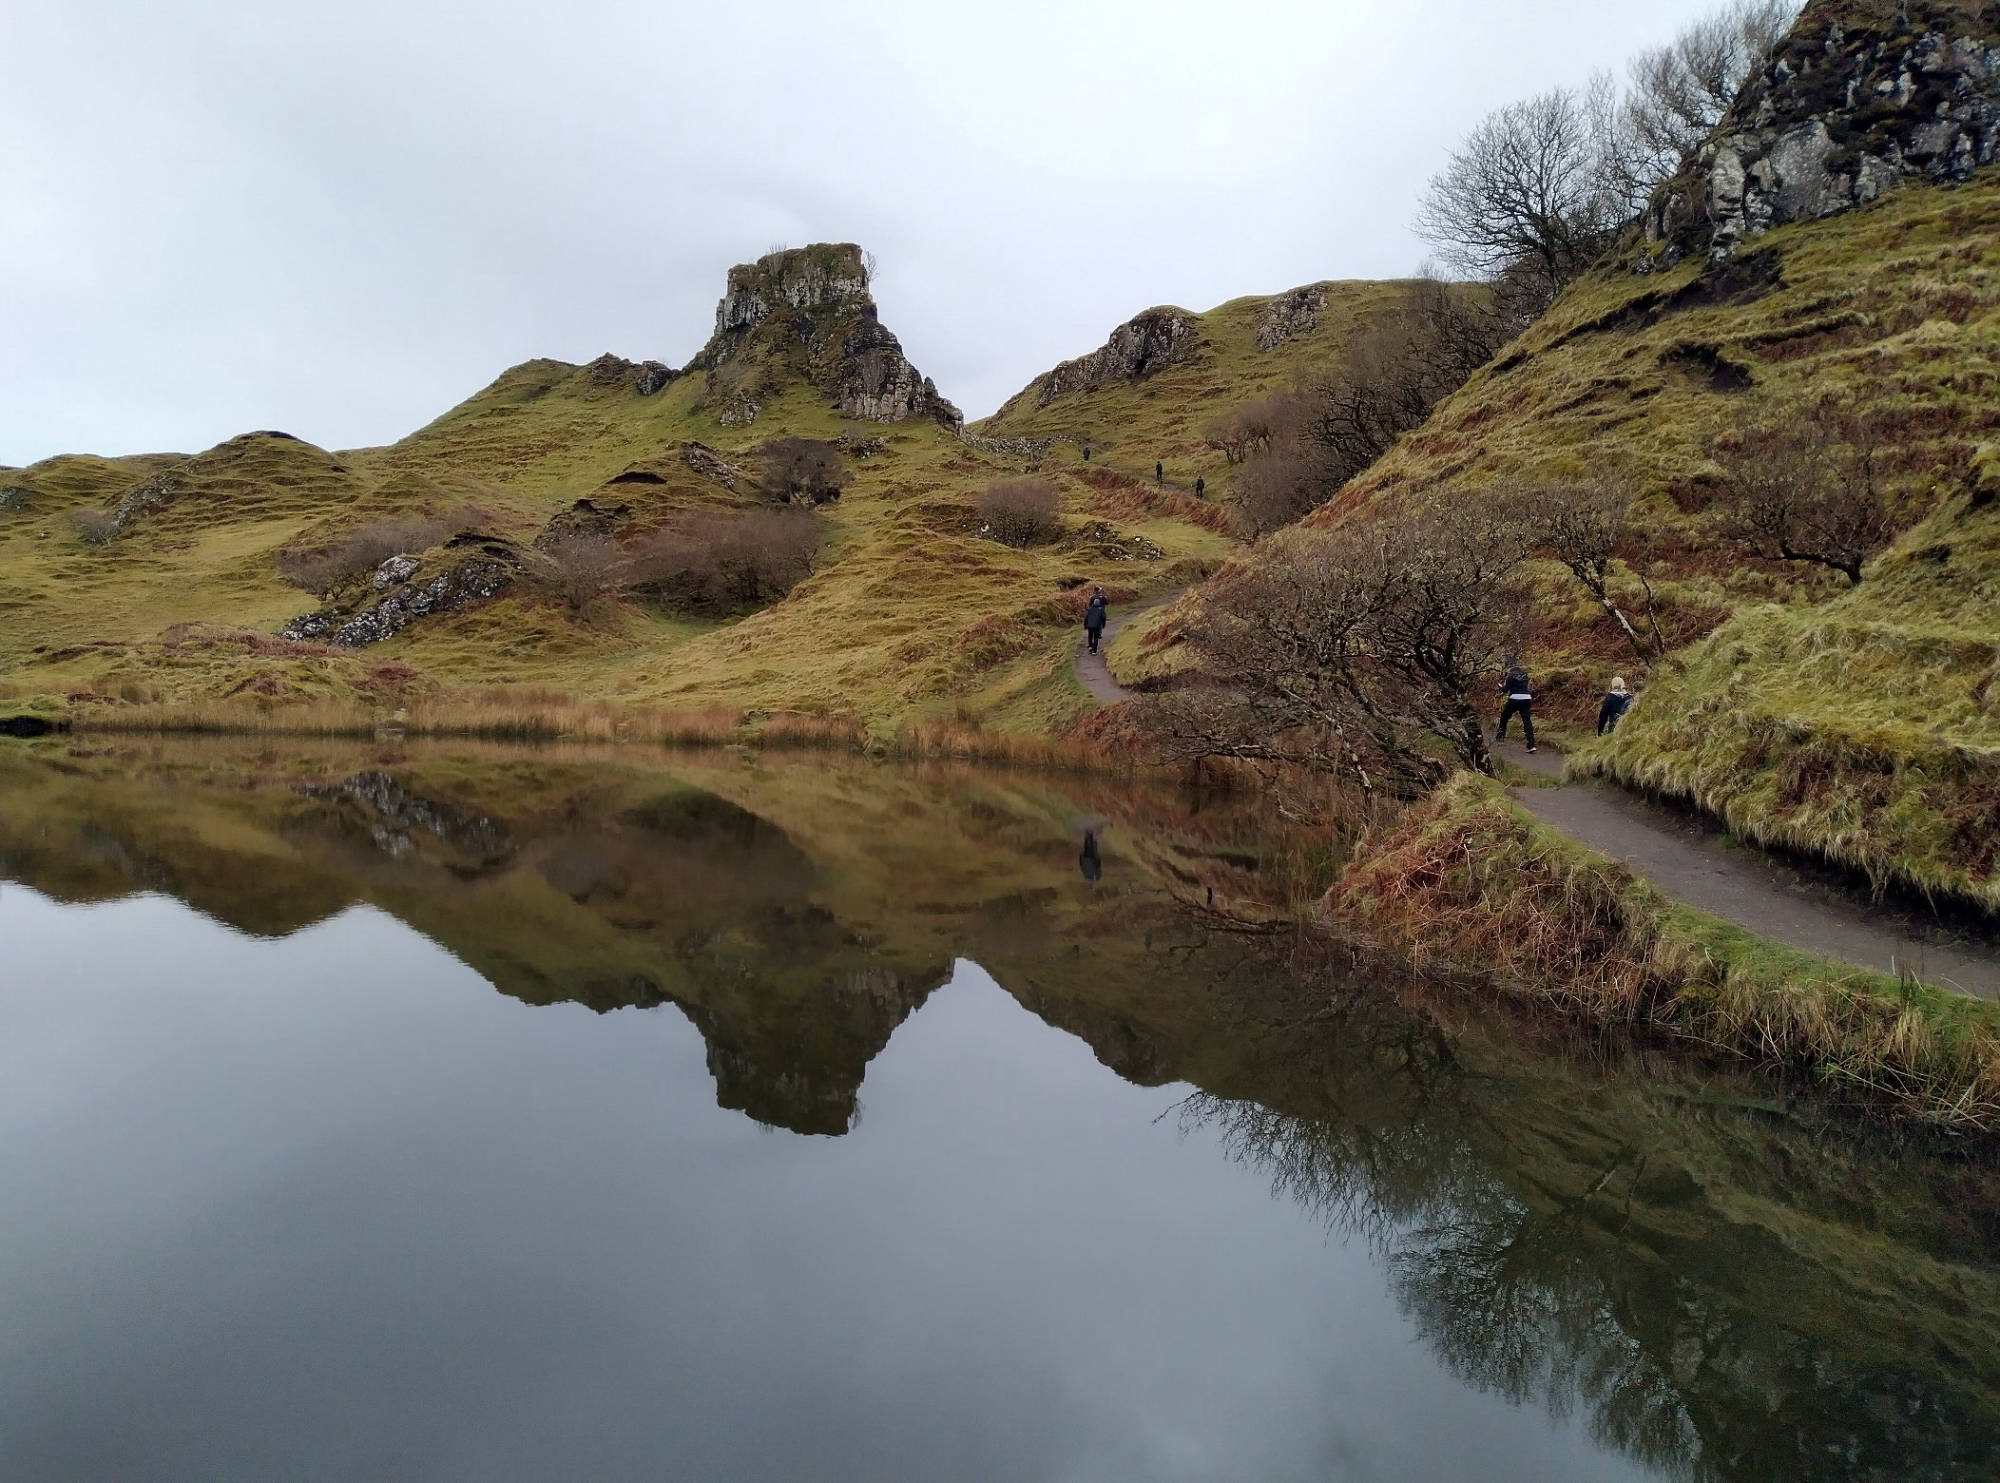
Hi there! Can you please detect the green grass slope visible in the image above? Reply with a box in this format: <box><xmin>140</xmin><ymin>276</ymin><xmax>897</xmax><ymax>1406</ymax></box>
<box><xmin>0</xmin><ymin>248</ymin><xmax>1250</xmax><ymax>733</ymax></box>
<box><xmin>1128</xmin><ymin>171</ymin><xmax>2000</xmax><ymax>911</ymax></box>
<box><xmin>975</xmin><ymin>280</ymin><xmax>1422</xmax><ymax>492</ymax></box>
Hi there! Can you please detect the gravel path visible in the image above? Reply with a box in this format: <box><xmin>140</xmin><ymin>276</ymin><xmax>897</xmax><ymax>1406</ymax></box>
<box><xmin>1072</xmin><ymin>591</ymin><xmax>1184</xmax><ymax>705</ymax></box>
<box><xmin>1491</xmin><ymin>736</ymin><xmax>2000</xmax><ymax>1001</ymax></box>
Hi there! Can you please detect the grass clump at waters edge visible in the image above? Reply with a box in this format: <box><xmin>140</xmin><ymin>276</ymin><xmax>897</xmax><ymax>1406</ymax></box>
<box><xmin>1324</xmin><ymin>772</ymin><xmax>2000</xmax><ymax>1129</ymax></box>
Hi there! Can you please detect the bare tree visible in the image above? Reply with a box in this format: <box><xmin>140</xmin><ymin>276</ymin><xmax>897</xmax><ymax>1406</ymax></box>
<box><xmin>535</xmin><ymin>532</ymin><xmax>623</xmax><ymax>615</ymax></box>
<box><xmin>1158</xmin><ymin>493</ymin><xmax>1537</xmax><ymax>788</ymax></box>
<box><xmin>628</xmin><ymin>509</ymin><xmax>820</xmax><ymax>610</ymax></box>
<box><xmin>1204</xmin><ymin>393</ymin><xmax>1289</xmax><ymax>465</ymax></box>
<box><xmin>72</xmin><ymin>510</ymin><xmax>119</xmax><ymax>546</ymax></box>
<box><xmin>1608</xmin><ymin>1</ymin><xmax>1798</xmax><ymax>207</ymax></box>
<box><xmin>1231</xmin><ymin>277</ymin><xmax>1512</xmax><ymax>536</ymax></box>
<box><xmin>1415</xmin><ymin>87</ymin><xmax>1627</xmax><ymax>318</ymax></box>
<box><xmin>1536</xmin><ymin>480</ymin><xmax>1665</xmax><ymax>661</ymax></box>
<box><xmin>758</xmin><ymin>437</ymin><xmax>851</xmax><ymax>505</ymax></box>
<box><xmin>1711</xmin><ymin>410</ymin><xmax>1894</xmax><ymax>586</ymax></box>
<box><xmin>976</xmin><ymin>478</ymin><xmax>1063</xmax><ymax>546</ymax></box>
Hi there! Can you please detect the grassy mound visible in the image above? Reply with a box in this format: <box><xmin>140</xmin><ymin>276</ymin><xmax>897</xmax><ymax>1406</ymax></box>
<box><xmin>1326</xmin><ymin>773</ymin><xmax>2000</xmax><ymax>1127</ymax></box>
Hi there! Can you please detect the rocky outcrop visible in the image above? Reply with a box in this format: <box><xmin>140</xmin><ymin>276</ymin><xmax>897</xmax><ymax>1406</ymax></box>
<box><xmin>533</xmin><ymin>498</ymin><xmax>630</xmax><ymax>551</ymax></box>
<box><xmin>0</xmin><ymin>485</ymin><xmax>33</xmax><ymax>512</ymax></box>
<box><xmin>686</xmin><ymin>243</ymin><xmax>963</xmax><ymax>431</ymax></box>
<box><xmin>1031</xmin><ymin>308</ymin><xmax>1203</xmax><ymax>408</ymax></box>
<box><xmin>1256</xmin><ymin>285</ymin><xmax>1330</xmax><ymax>350</ymax></box>
<box><xmin>281</xmin><ymin>535</ymin><xmax>518</xmax><ymax>647</ymax></box>
<box><xmin>679</xmin><ymin>441</ymin><xmax>747</xmax><ymax>491</ymax></box>
<box><xmin>583</xmin><ymin>353</ymin><xmax>678</xmax><ymax>395</ymax></box>
<box><xmin>107</xmin><ymin>469</ymin><xmax>180</xmax><ymax>533</ymax></box>
<box><xmin>1643</xmin><ymin>1</ymin><xmax>2000</xmax><ymax>263</ymax></box>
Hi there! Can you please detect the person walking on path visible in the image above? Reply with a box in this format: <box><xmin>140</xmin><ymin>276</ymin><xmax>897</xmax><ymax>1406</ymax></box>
<box><xmin>1194</xmin><ymin>476</ymin><xmax>1205</xmax><ymax>499</ymax></box>
<box><xmin>1597</xmin><ymin>675</ymin><xmax>1633</xmax><ymax>735</ymax></box>
<box><xmin>1082</xmin><ymin>587</ymin><xmax>1109</xmax><ymax>655</ymax></box>
<box><xmin>1155</xmin><ymin>461</ymin><xmax>1163</xmax><ymax>485</ymax></box>
<box><xmin>1497</xmin><ymin>659</ymin><xmax>1536</xmax><ymax>753</ymax></box>
<box><xmin>1082</xmin><ymin>446</ymin><xmax>1091</xmax><ymax>462</ymax></box>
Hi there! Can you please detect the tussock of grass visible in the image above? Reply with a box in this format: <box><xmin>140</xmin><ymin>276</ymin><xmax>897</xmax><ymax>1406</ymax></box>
<box><xmin>1326</xmin><ymin>773</ymin><xmax>2000</xmax><ymax>1128</ymax></box>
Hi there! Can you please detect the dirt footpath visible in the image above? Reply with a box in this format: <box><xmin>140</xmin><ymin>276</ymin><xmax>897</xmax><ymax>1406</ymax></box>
<box><xmin>1073</xmin><ymin>591</ymin><xmax>1182</xmax><ymax>705</ymax></box>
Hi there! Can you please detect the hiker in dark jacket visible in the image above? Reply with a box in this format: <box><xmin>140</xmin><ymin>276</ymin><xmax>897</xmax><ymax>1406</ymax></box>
<box><xmin>1496</xmin><ymin>659</ymin><xmax>1536</xmax><ymax>753</ymax></box>
<box><xmin>1194</xmin><ymin>476</ymin><xmax>1205</xmax><ymax>499</ymax></box>
<box><xmin>1082</xmin><ymin>587</ymin><xmax>1109</xmax><ymax>654</ymax></box>
<box><xmin>1155</xmin><ymin>461</ymin><xmax>1164</xmax><ymax>484</ymax></box>
<box><xmin>1597</xmin><ymin>675</ymin><xmax>1633</xmax><ymax>735</ymax></box>
<box><xmin>1079</xmin><ymin>830</ymin><xmax>1103</xmax><ymax>884</ymax></box>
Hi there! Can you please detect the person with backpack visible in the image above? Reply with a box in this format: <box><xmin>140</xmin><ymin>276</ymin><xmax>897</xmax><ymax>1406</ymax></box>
<box><xmin>1082</xmin><ymin>587</ymin><xmax>1109</xmax><ymax>655</ymax></box>
<box><xmin>1597</xmin><ymin>675</ymin><xmax>1634</xmax><ymax>735</ymax></box>
<box><xmin>1496</xmin><ymin>658</ymin><xmax>1536</xmax><ymax>753</ymax></box>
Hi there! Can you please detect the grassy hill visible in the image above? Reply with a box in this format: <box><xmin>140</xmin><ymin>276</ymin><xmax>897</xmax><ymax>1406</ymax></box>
<box><xmin>0</xmin><ymin>244</ymin><xmax>1277</xmax><ymax>736</ymax></box>
<box><xmin>975</xmin><ymin>280</ymin><xmax>1423</xmax><ymax>493</ymax></box>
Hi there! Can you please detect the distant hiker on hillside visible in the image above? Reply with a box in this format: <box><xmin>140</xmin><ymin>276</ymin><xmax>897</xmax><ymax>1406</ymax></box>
<box><xmin>1194</xmin><ymin>476</ymin><xmax>1205</xmax><ymax>499</ymax></box>
<box><xmin>1155</xmin><ymin>461</ymin><xmax>1163</xmax><ymax>484</ymax></box>
<box><xmin>1079</xmin><ymin>830</ymin><xmax>1103</xmax><ymax>885</ymax></box>
<box><xmin>1496</xmin><ymin>659</ymin><xmax>1536</xmax><ymax>753</ymax></box>
<box><xmin>1597</xmin><ymin>675</ymin><xmax>1633</xmax><ymax>735</ymax></box>
<box><xmin>1083</xmin><ymin>587</ymin><xmax>1109</xmax><ymax>655</ymax></box>
<box><xmin>1082</xmin><ymin>446</ymin><xmax>1091</xmax><ymax>462</ymax></box>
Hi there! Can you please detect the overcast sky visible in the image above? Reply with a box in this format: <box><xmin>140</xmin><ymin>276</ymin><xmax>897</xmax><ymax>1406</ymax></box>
<box><xmin>3</xmin><ymin>0</ymin><xmax>1730</xmax><ymax>466</ymax></box>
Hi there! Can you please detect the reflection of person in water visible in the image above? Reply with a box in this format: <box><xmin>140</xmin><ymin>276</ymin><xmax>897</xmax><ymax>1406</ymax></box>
<box><xmin>1078</xmin><ymin>830</ymin><xmax>1102</xmax><ymax>884</ymax></box>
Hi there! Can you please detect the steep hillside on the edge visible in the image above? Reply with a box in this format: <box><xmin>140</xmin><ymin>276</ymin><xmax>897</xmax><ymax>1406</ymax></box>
<box><xmin>1157</xmin><ymin>0</ymin><xmax>2000</xmax><ymax>911</ymax></box>
<box><xmin>975</xmin><ymin>281</ymin><xmax>1423</xmax><ymax>490</ymax></box>
<box><xmin>0</xmin><ymin>243</ymin><xmax>1234</xmax><ymax>732</ymax></box>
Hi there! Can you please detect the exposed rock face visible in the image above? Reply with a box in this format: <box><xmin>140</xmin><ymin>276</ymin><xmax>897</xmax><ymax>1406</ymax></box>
<box><xmin>0</xmin><ymin>486</ymin><xmax>32</xmax><ymax>512</ymax></box>
<box><xmin>107</xmin><ymin>470</ymin><xmax>180</xmax><ymax>533</ymax></box>
<box><xmin>583</xmin><ymin>353</ymin><xmax>678</xmax><ymax>395</ymax></box>
<box><xmin>687</xmin><ymin>243</ymin><xmax>963</xmax><ymax>431</ymax></box>
<box><xmin>1033</xmin><ymin>308</ymin><xmax>1202</xmax><ymax>407</ymax></box>
<box><xmin>281</xmin><ymin>535</ymin><xmax>518</xmax><ymax>647</ymax></box>
<box><xmin>1643</xmin><ymin>1</ymin><xmax>2000</xmax><ymax>263</ymax></box>
<box><xmin>373</xmin><ymin>554</ymin><xmax>421</xmax><ymax>588</ymax></box>
<box><xmin>679</xmin><ymin>441</ymin><xmax>747</xmax><ymax>491</ymax></box>
<box><xmin>1256</xmin><ymin>285</ymin><xmax>1330</xmax><ymax>350</ymax></box>
<box><xmin>533</xmin><ymin>498</ymin><xmax>630</xmax><ymax>551</ymax></box>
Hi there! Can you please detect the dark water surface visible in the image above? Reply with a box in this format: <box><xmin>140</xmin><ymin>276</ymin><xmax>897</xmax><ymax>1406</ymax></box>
<box><xmin>2</xmin><ymin>739</ymin><xmax>1997</xmax><ymax>1482</ymax></box>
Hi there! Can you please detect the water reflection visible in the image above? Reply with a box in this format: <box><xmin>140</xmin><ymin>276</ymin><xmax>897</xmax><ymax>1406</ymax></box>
<box><xmin>2</xmin><ymin>737</ymin><xmax>1998</xmax><ymax>1480</ymax></box>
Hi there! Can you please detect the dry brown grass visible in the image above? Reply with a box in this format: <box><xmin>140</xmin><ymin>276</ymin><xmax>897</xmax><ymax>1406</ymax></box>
<box><xmin>1327</xmin><ymin>772</ymin><xmax>2000</xmax><ymax>1128</ymax></box>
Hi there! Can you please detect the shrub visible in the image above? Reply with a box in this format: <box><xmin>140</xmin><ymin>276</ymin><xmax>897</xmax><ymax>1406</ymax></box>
<box><xmin>536</xmin><ymin>532</ymin><xmax>622</xmax><ymax>615</ymax></box>
<box><xmin>1710</xmin><ymin>406</ymin><xmax>1895</xmax><ymax>586</ymax></box>
<box><xmin>72</xmin><ymin>510</ymin><xmax>119</xmax><ymax>546</ymax></box>
<box><xmin>276</xmin><ymin>507</ymin><xmax>489</xmax><ymax>600</ymax></box>
<box><xmin>977</xmin><ymin>478</ymin><xmax>1063</xmax><ymax>546</ymax></box>
<box><xmin>759</xmin><ymin>438</ymin><xmax>850</xmax><ymax>505</ymax></box>
<box><xmin>629</xmin><ymin>509</ymin><xmax>820</xmax><ymax>610</ymax></box>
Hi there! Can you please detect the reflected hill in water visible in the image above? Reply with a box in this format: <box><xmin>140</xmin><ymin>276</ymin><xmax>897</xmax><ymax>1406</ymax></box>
<box><xmin>4</xmin><ymin>736</ymin><xmax>2000</xmax><ymax>1479</ymax></box>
